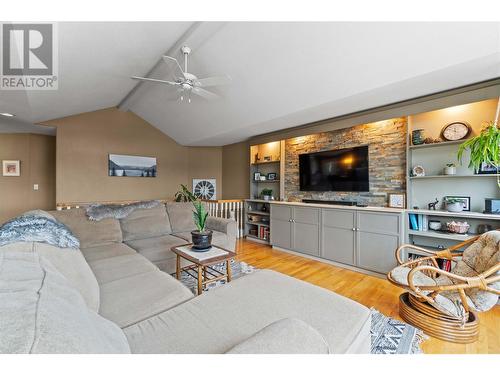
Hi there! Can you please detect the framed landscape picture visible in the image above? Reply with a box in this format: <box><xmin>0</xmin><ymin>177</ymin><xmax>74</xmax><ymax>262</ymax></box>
<box><xmin>2</xmin><ymin>160</ymin><xmax>20</xmax><ymax>176</ymax></box>
<box><xmin>108</xmin><ymin>154</ymin><xmax>157</xmax><ymax>177</ymax></box>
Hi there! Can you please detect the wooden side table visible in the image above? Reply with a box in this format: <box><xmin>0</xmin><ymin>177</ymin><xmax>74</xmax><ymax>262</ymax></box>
<box><xmin>171</xmin><ymin>244</ymin><xmax>236</xmax><ymax>295</ymax></box>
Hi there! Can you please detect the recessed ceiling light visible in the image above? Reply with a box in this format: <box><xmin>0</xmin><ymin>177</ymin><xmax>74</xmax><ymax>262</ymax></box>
<box><xmin>0</xmin><ymin>112</ymin><xmax>15</xmax><ymax>117</ymax></box>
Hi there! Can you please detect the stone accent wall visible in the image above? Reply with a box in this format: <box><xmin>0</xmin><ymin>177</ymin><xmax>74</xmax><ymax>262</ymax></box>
<box><xmin>284</xmin><ymin>117</ymin><xmax>407</xmax><ymax>206</ymax></box>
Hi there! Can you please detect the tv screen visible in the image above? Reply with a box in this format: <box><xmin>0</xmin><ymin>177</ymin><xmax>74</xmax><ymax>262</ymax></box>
<box><xmin>299</xmin><ymin>146</ymin><xmax>369</xmax><ymax>192</ymax></box>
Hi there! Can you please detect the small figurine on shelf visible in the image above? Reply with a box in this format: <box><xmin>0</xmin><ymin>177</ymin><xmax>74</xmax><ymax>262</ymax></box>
<box><xmin>428</xmin><ymin>198</ymin><xmax>439</xmax><ymax>210</ymax></box>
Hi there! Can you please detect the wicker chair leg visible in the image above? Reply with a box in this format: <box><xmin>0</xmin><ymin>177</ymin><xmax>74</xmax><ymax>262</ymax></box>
<box><xmin>399</xmin><ymin>293</ymin><xmax>479</xmax><ymax>344</ymax></box>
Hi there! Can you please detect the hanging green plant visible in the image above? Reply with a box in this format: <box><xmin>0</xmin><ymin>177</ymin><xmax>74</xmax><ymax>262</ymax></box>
<box><xmin>457</xmin><ymin>121</ymin><xmax>499</xmax><ymax>188</ymax></box>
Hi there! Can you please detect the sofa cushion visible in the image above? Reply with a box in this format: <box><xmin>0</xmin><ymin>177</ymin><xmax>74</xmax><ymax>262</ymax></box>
<box><xmin>119</xmin><ymin>206</ymin><xmax>172</xmax><ymax>241</ymax></box>
<box><xmin>0</xmin><ymin>242</ymin><xmax>99</xmax><ymax>313</ymax></box>
<box><xmin>87</xmin><ymin>254</ymin><xmax>158</xmax><ymax>285</ymax></box>
<box><xmin>125</xmin><ymin>234</ymin><xmax>188</xmax><ymax>263</ymax></box>
<box><xmin>124</xmin><ymin>269</ymin><xmax>371</xmax><ymax>354</ymax></box>
<box><xmin>165</xmin><ymin>202</ymin><xmax>200</xmax><ymax>233</ymax></box>
<box><xmin>50</xmin><ymin>209</ymin><xmax>122</xmax><ymax>249</ymax></box>
<box><xmin>99</xmin><ymin>270</ymin><xmax>194</xmax><ymax>328</ymax></box>
<box><xmin>0</xmin><ymin>251</ymin><xmax>130</xmax><ymax>354</ymax></box>
<box><xmin>225</xmin><ymin>318</ymin><xmax>330</xmax><ymax>354</ymax></box>
<box><xmin>80</xmin><ymin>242</ymin><xmax>137</xmax><ymax>262</ymax></box>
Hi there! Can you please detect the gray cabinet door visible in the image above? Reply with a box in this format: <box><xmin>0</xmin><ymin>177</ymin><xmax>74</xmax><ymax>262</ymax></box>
<box><xmin>270</xmin><ymin>204</ymin><xmax>292</xmax><ymax>221</ymax></box>
<box><xmin>356</xmin><ymin>231</ymin><xmax>399</xmax><ymax>274</ymax></box>
<box><xmin>356</xmin><ymin>211</ymin><xmax>401</xmax><ymax>274</ymax></box>
<box><xmin>321</xmin><ymin>209</ymin><xmax>356</xmax><ymax>265</ymax></box>
<box><xmin>270</xmin><ymin>218</ymin><xmax>292</xmax><ymax>249</ymax></box>
<box><xmin>292</xmin><ymin>207</ymin><xmax>320</xmax><ymax>256</ymax></box>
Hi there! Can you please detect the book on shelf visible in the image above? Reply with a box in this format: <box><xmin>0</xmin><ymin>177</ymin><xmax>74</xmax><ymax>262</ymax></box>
<box><xmin>409</xmin><ymin>213</ymin><xmax>428</xmax><ymax>231</ymax></box>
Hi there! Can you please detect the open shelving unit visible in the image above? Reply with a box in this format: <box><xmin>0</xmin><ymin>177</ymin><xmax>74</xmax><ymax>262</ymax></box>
<box><xmin>245</xmin><ymin>199</ymin><xmax>272</xmax><ymax>243</ymax></box>
<box><xmin>405</xmin><ymin>98</ymin><xmax>500</xmax><ymax>257</ymax></box>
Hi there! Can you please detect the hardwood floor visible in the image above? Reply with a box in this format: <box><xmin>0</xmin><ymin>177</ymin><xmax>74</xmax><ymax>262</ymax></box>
<box><xmin>235</xmin><ymin>238</ymin><xmax>500</xmax><ymax>354</ymax></box>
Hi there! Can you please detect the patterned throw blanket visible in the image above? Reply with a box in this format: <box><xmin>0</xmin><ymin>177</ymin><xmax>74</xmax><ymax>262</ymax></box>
<box><xmin>85</xmin><ymin>200</ymin><xmax>162</xmax><ymax>221</ymax></box>
<box><xmin>0</xmin><ymin>211</ymin><xmax>80</xmax><ymax>249</ymax></box>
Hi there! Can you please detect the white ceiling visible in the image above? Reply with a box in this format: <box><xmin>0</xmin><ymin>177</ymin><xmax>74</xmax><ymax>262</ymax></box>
<box><xmin>1</xmin><ymin>22</ymin><xmax>499</xmax><ymax>145</ymax></box>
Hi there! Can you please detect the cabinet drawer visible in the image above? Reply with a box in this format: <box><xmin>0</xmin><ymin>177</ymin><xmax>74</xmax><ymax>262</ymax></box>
<box><xmin>322</xmin><ymin>209</ymin><xmax>355</xmax><ymax>229</ymax></box>
<box><xmin>293</xmin><ymin>207</ymin><xmax>320</xmax><ymax>224</ymax></box>
<box><xmin>270</xmin><ymin>205</ymin><xmax>292</xmax><ymax>221</ymax></box>
<box><xmin>357</xmin><ymin>211</ymin><xmax>400</xmax><ymax>235</ymax></box>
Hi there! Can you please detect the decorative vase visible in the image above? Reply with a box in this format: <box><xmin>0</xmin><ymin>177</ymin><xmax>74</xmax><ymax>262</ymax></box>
<box><xmin>263</xmin><ymin>195</ymin><xmax>271</xmax><ymax>201</ymax></box>
<box><xmin>444</xmin><ymin>166</ymin><xmax>456</xmax><ymax>175</ymax></box>
<box><xmin>191</xmin><ymin>230</ymin><xmax>213</xmax><ymax>251</ymax></box>
<box><xmin>412</xmin><ymin>129</ymin><xmax>425</xmax><ymax>145</ymax></box>
<box><xmin>446</xmin><ymin>202</ymin><xmax>464</xmax><ymax>213</ymax></box>
<box><xmin>428</xmin><ymin>220</ymin><xmax>442</xmax><ymax>231</ymax></box>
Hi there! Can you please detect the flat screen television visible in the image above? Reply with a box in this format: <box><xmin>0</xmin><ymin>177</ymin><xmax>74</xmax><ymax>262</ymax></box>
<box><xmin>299</xmin><ymin>145</ymin><xmax>369</xmax><ymax>192</ymax></box>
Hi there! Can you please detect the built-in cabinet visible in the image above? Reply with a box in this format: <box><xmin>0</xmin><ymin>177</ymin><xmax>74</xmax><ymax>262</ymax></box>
<box><xmin>270</xmin><ymin>205</ymin><xmax>321</xmax><ymax>256</ymax></box>
<box><xmin>271</xmin><ymin>203</ymin><xmax>403</xmax><ymax>275</ymax></box>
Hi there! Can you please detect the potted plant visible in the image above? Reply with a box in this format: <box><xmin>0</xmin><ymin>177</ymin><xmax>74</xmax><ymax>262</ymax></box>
<box><xmin>191</xmin><ymin>200</ymin><xmax>212</xmax><ymax>251</ymax></box>
<box><xmin>261</xmin><ymin>188</ymin><xmax>273</xmax><ymax>201</ymax></box>
<box><xmin>444</xmin><ymin>197</ymin><xmax>464</xmax><ymax>213</ymax></box>
<box><xmin>444</xmin><ymin>163</ymin><xmax>457</xmax><ymax>175</ymax></box>
<box><xmin>174</xmin><ymin>184</ymin><xmax>197</xmax><ymax>202</ymax></box>
<box><xmin>457</xmin><ymin>120</ymin><xmax>499</xmax><ymax>188</ymax></box>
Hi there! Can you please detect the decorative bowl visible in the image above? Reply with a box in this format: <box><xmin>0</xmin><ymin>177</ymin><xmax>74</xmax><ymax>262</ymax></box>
<box><xmin>446</xmin><ymin>221</ymin><xmax>470</xmax><ymax>234</ymax></box>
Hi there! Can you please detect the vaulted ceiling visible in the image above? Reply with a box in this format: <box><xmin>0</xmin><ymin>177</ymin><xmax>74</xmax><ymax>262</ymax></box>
<box><xmin>1</xmin><ymin>22</ymin><xmax>499</xmax><ymax>145</ymax></box>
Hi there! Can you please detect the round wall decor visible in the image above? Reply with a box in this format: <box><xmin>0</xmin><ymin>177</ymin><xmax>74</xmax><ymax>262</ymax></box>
<box><xmin>440</xmin><ymin>121</ymin><xmax>471</xmax><ymax>141</ymax></box>
<box><xmin>192</xmin><ymin>179</ymin><xmax>217</xmax><ymax>200</ymax></box>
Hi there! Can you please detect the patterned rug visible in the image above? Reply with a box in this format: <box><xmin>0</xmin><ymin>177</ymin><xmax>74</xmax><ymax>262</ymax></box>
<box><xmin>174</xmin><ymin>259</ymin><xmax>256</xmax><ymax>294</ymax></box>
<box><xmin>370</xmin><ymin>308</ymin><xmax>427</xmax><ymax>354</ymax></box>
<box><xmin>175</xmin><ymin>260</ymin><xmax>426</xmax><ymax>354</ymax></box>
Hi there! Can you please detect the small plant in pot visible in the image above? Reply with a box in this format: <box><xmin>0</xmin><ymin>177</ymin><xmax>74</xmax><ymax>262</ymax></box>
<box><xmin>444</xmin><ymin>197</ymin><xmax>464</xmax><ymax>213</ymax></box>
<box><xmin>191</xmin><ymin>201</ymin><xmax>212</xmax><ymax>251</ymax></box>
<box><xmin>261</xmin><ymin>188</ymin><xmax>273</xmax><ymax>201</ymax></box>
<box><xmin>443</xmin><ymin>163</ymin><xmax>457</xmax><ymax>175</ymax></box>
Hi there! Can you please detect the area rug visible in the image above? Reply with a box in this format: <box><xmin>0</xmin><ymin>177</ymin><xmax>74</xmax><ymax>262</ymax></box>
<box><xmin>174</xmin><ymin>259</ymin><xmax>256</xmax><ymax>294</ymax></box>
<box><xmin>370</xmin><ymin>308</ymin><xmax>427</xmax><ymax>354</ymax></box>
<box><xmin>175</xmin><ymin>261</ymin><xmax>426</xmax><ymax>354</ymax></box>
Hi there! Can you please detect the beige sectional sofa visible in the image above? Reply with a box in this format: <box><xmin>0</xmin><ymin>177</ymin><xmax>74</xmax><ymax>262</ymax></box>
<box><xmin>50</xmin><ymin>202</ymin><xmax>237</xmax><ymax>274</ymax></box>
<box><xmin>0</xmin><ymin>203</ymin><xmax>371</xmax><ymax>354</ymax></box>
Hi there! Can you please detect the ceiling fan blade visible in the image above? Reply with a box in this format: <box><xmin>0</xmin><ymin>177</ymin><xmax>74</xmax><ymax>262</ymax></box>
<box><xmin>194</xmin><ymin>75</ymin><xmax>231</xmax><ymax>88</ymax></box>
<box><xmin>162</xmin><ymin>56</ymin><xmax>187</xmax><ymax>80</ymax></box>
<box><xmin>192</xmin><ymin>87</ymin><xmax>220</xmax><ymax>101</ymax></box>
<box><xmin>131</xmin><ymin>76</ymin><xmax>179</xmax><ymax>86</ymax></box>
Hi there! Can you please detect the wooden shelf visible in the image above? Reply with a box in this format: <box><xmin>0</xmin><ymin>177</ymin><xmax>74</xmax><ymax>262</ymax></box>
<box><xmin>406</xmin><ymin>209</ymin><xmax>500</xmax><ymax>220</ymax></box>
<box><xmin>247</xmin><ymin>221</ymin><xmax>270</xmax><ymax>227</ymax></box>
<box><xmin>410</xmin><ymin>174</ymin><xmax>499</xmax><ymax>180</ymax></box>
<box><xmin>408</xmin><ymin>229</ymin><xmax>475</xmax><ymax>241</ymax></box>
<box><xmin>247</xmin><ymin>210</ymin><xmax>270</xmax><ymax>216</ymax></box>
<box><xmin>251</xmin><ymin>160</ymin><xmax>281</xmax><ymax>165</ymax></box>
<box><xmin>409</xmin><ymin>140</ymin><xmax>466</xmax><ymax>150</ymax></box>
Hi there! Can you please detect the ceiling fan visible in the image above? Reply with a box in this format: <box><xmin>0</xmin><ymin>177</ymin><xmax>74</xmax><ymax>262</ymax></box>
<box><xmin>131</xmin><ymin>45</ymin><xmax>231</xmax><ymax>103</ymax></box>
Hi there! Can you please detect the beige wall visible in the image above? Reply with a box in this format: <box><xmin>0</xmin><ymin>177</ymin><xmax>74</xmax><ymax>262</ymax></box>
<box><xmin>0</xmin><ymin>133</ymin><xmax>56</xmax><ymax>223</ymax></box>
<box><xmin>43</xmin><ymin>107</ymin><xmax>223</xmax><ymax>204</ymax></box>
<box><xmin>222</xmin><ymin>141</ymin><xmax>250</xmax><ymax>199</ymax></box>
<box><xmin>408</xmin><ymin>98</ymin><xmax>499</xmax><ymax>139</ymax></box>
<box><xmin>187</xmin><ymin>146</ymin><xmax>223</xmax><ymax>199</ymax></box>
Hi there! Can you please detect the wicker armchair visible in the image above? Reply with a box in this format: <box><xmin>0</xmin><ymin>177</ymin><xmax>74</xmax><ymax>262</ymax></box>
<box><xmin>387</xmin><ymin>230</ymin><xmax>500</xmax><ymax>343</ymax></box>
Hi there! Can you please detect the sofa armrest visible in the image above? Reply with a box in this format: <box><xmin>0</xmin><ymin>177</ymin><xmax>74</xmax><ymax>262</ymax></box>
<box><xmin>206</xmin><ymin>217</ymin><xmax>237</xmax><ymax>238</ymax></box>
<box><xmin>225</xmin><ymin>318</ymin><xmax>330</xmax><ymax>354</ymax></box>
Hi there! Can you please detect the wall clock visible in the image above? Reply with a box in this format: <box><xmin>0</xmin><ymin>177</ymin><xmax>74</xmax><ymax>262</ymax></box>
<box><xmin>192</xmin><ymin>179</ymin><xmax>217</xmax><ymax>200</ymax></box>
<box><xmin>440</xmin><ymin>121</ymin><xmax>471</xmax><ymax>141</ymax></box>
